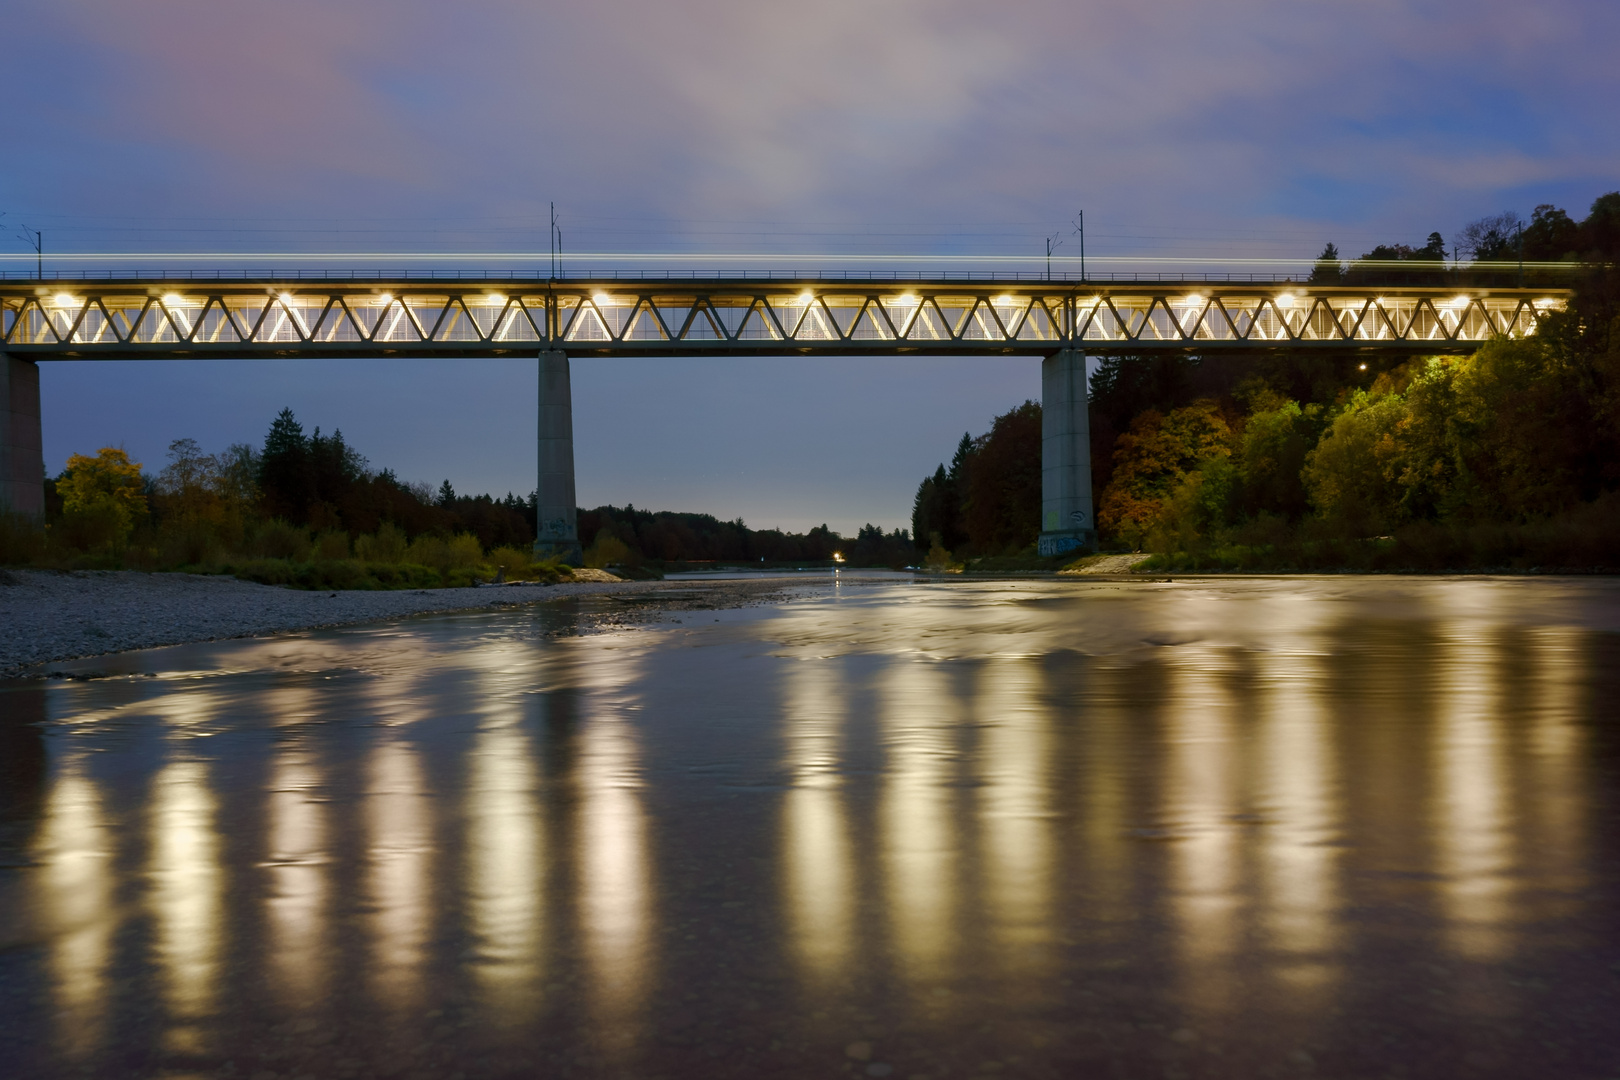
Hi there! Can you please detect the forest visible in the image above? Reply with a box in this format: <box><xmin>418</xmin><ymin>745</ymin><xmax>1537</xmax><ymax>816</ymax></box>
<box><xmin>914</xmin><ymin>193</ymin><xmax>1620</xmax><ymax>571</ymax></box>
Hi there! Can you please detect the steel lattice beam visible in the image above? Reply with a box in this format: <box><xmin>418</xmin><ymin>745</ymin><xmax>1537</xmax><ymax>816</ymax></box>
<box><xmin>0</xmin><ymin>278</ymin><xmax>1570</xmax><ymax>359</ymax></box>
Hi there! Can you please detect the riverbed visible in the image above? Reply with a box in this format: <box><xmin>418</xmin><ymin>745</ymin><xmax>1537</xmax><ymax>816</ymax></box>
<box><xmin>2</xmin><ymin>576</ymin><xmax>1618</xmax><ymax>1078</ymax></box>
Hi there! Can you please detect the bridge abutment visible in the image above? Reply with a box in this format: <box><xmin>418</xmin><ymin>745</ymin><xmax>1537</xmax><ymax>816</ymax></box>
<box><xmin>1038</xmin><ymin>348</ymin><xmax>1096</xmax><ymax>557</ymax></box>
<box><xmin>1</xmin><ymin>356</ymin><xmax>44</xmax><ymax>518</ymax></box>
<box><xmin>535</xmin><ymin>350</ymin><xmax>582</xmax><ymax>564</ymax></box>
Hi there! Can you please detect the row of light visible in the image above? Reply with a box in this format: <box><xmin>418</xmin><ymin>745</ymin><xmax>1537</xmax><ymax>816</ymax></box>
<box><xmin>39</xmin><ymin>290</ymin><xmax>1564</xmax><ymax>313</ymax></box>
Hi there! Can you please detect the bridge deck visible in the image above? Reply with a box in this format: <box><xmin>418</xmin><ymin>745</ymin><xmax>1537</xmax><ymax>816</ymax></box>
<box><xmin>0</xmin><ymin>278</ymin><xmax>1569</xmax><ymax>358</ymax></box>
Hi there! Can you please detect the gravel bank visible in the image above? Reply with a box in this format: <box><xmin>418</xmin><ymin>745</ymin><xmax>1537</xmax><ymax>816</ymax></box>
<box><xmin>0</xmin><ymin>569</ymin><xmax>736</xmax><ymax>677</ymax></box>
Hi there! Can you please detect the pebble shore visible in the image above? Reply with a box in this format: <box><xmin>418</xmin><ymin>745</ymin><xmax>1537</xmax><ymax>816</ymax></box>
<box><xmin>0</xmin><ymin>568</ymin><xmax>682</xmax><ymax>677</ymax></box>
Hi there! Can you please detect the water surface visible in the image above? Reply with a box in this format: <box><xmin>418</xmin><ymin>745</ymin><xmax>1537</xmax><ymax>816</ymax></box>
<box><xmin>2</xmin><ymin>577</ymin><xmax>1618</xmax><ymax>1079</ymax></box>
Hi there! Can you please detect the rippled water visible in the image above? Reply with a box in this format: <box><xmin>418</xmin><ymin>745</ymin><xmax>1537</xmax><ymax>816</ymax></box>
<box><xmin>2</xmin><ymin>577</ymin><xmax>1619</xmax><ymax>1079</ymax></box>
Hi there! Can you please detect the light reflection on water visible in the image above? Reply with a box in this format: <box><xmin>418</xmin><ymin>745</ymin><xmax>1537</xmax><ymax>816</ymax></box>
<box><xmin>880</xmin><ymin>657</ymin><xmax>958</xmax><ymax>985</ymax></box>
<box><xmin>782</xmin><ymin>659</ymin><xmax>854</xmax><ymax>984</ymax></box>
<box><xmin>36</xmin><ymin>758</ymin><xmax>111</xmax><ymax>1062</ymax></box>
<box><xmin>149</xmin><ymin>756</ymin><xmax>221</xmax><ymax>1054</ymax></box>
<box><xmin>2</xmin><ymin>577</ymin><xmax>1618</xmax><ymax>1079</ymax></box>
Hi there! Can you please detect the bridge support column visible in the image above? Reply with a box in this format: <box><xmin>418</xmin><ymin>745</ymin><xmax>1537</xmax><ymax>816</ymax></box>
<box><xmin>535</xmin><ymin>350</ymin><xmax>582</xmax><ymax>564</ymax></box>
<box><xmin>1038</xmin><ymin>348</ymin><xmax>1096</xmax><ymax>557</ymax></box>
<box><xmin>1</xmin><ymin>356</ymin><xmax>44</xmax><ymax>518</ymax></box>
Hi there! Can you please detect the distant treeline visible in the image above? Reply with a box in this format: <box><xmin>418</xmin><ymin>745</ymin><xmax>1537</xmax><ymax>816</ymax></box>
<box><xmin>913</xmin><ymin>193</ymin><xmax>1620</xmax><ymax>570</ymax></box>
<box><xmin>579</xmin><ymin>505</ymin><xmax>913</xmax><ymax>568</ymax></box>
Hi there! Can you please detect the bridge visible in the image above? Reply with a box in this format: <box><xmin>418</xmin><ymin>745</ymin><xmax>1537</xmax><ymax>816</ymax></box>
<box><xmin>0</xmin><ymin>274</ymin><xmax>1570</xmax><ymax>558</ymax></box>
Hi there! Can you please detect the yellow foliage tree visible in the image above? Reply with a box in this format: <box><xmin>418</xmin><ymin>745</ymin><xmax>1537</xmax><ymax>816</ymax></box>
<box><xmin>57</xmin><ymin>448</ymin><xmax>147</xmax><ymax>546</ymax></box>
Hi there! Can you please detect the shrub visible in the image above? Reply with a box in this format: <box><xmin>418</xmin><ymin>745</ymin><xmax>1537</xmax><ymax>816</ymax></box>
<box><xmin>405</xmin><ymin>532</ymin><xmax>483</xmax><ymax>577</ymax></box>
<box><xmin>487</xmin><ymin>545</ymin><xmax>535</xmax><ymax>579</ymax></box>
<box><xmin>156</xmin><ymin>522</ymin><xmax>221</xmax><ymax>566</ymax></box>
<box><xmin>355</xmin><ymin>522</ymin><xmax>407</xmax><ymax>563</ymax></box>
<box><xmin>56</xmin><ymin>502</ymin><xmax>130</xmax><ymax>552</ymax></box>
<box><xmin>315</xmin><ymin>530</ymin><xmax>350</xmax><ymax>559</ymax></box>
<box><xmin>584</xmin><ymin>532</ymin><xmax>631</xmax><ymax>568</ymax></box>
<box><xmin>0</xmin><ymin>510</ymin><xmax>46</xmax><ymax>564</ymax></box>
<box><xmin>251</xmin><ymin>519</ymin><xmax>312</xmax><ymax>560</ymax></box>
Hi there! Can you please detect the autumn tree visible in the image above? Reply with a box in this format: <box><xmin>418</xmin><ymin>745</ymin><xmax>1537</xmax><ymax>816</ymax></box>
<box><xmin>57</xmin><ymin>447</ymin><xmax>147</xmax><ymax>548</ymax></box>
<box><xmin>1098</xmin><ymin>400</ymin><xmax>1233</xmax><ymax>548</ymax></box>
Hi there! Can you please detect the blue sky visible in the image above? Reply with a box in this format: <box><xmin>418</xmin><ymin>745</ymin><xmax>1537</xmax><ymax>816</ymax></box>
<box><xmin>4</xmin><ymin>0</ymin><xmax>1617</xmax><ymax>533</ymax></box>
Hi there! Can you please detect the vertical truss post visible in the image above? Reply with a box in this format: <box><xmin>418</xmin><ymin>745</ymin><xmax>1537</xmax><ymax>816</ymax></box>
<box><xmin>1038</xmin><ymin>347</ymin><xmax>1095</xmax><ymax>557</ymax></box>
<box><xmin>535</xmin><ymin>350</ymin><xmax>581</xmax><ymax>563</ymax></box>
<box><xmin>1</xmin><ymin>354</ymin><xmax>45</xmax><ymax>518</ymax></box>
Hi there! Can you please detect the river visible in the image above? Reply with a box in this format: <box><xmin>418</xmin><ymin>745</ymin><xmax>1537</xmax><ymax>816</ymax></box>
<box><xmin>2</xmin><ymin>576</ymin><xmax>1617</xmax><ymax>1078</ymax></box>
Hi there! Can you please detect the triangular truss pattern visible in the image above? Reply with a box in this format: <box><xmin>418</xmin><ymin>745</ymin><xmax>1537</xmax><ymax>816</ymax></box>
<box><xmin>933</xmin><ymin>297</ymin><xmax>978</xmax><ymax>339</ymax></box>
<box><xmin>957</xmin><ymin>299</ymin><xmax>1009</xmax><ymax>341</ymax></box>
<box><xmin>849</xmin><ymin>303</ymin><xmax>896</xmax><ymax>340</ymax></box>
<box><xmin>188</xmin><ymin>299</ymin><xmax>242</xmax><ymax>344</ymax></box>
<box><xmin>823</xmin><ymin>298</ymin><xmax>864</xmax><ymax>338</ymax></box>
<box><xmin>734</xmin><ymin>302</ymin><xmax>783</xmax><ymax>341</ymax></box>
<box><xmin>8</xmin><ymin>299</ymin><xmax>54</xmax><ymax>344</ymax></box>
<box><xmin>620</xmin><ymin>302</ymin><xmax>665</xmax><ymax>342</ymax></box>
<box><xmin>681</xmin><ymin>302</ymin><xmax>725</xmax><ymax>341</ymax></box>
<box><xmin>428</xmin><ymin>299</ymin><xmax>478</xmax><ymax>342</ymax></box>
<box><xmin>4</xmin><ymin>285</ymin><xmax>1562</xmax><ymax>352</ymax></box>
<box><xmin>493</xmin><ymin>301</ymin><xmax>542</xmax><ymax>342</ymax></box>
<box><xmin>72</xmin><ymin>299</ymin><xmax>116</xmax><ymax>344</ymax></box>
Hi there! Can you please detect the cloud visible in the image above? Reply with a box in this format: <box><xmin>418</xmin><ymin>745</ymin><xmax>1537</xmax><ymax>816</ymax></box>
<box><xmin>7</xmin><ymin>0</ymin><xmax>1619</xmax><ymax>244</ymax></box>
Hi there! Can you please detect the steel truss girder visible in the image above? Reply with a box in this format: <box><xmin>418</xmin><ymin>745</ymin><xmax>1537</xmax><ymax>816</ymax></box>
<box><xmin>0</xmin><ymin>279</ymin><xmax>1569</xmax><ymax>359</ymax></box>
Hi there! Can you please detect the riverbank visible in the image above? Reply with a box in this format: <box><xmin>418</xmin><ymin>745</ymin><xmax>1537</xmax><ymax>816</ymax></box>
<box><xmin>0</xmin><ymin>569</ymin><xmax>794</xmax><ymax>677</ymax></box>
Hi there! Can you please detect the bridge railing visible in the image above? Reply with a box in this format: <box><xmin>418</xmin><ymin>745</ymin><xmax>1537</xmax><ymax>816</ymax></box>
<box><xmin>0</xmin><ymin>266</ymin><xmax>1582</xmax><ymax>287</ymax></box>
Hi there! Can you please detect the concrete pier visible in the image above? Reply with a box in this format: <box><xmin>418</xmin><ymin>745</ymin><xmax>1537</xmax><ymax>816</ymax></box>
<box><xmin>535</xmin><ymin>350</ymin><xmax>582</xmax><ymax>563</ymax></box>
<box><xmin>1</xmin><ymin>356</ymin><xmax>44</xmax><ymax>518</ymax></box>
<box><xmin>1038</xmin><ymin>348</ymin><xmax>1096</xmax><ymax>556</ymax></box>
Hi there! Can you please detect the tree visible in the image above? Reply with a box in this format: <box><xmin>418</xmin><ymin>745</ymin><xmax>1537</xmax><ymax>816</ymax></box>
<box><xmin>1522</xmin><ymin>204</ymin><xmax>1578</xmax><ymax>262</ymax></box>
<box><xmin>1309</xmin><ymin>243</ymin><xmax>1344</xmax><ymax>285</ymax></box>
<box><xmin>216</xmin><ymin>443</ymin><xmax>261</xmax><ymax>507</ymax></box>
<box><xmin>1098</xmin><ymin>400</ymin><xmax>1233</xmax><ymax>547</ymax></box>
<box><xmin>911</xmin><ymin>464</ymin><xmax>950</xmax><ymax>551</ymax></box>
<box><xmin>1580</xmin><ymin>191</ymin><xmax>1620</xmax><ymax>260</ymax></box>
<box><xmin>1301</xmin><ymin>388</ymin><xmax>1410</xmax><ymax>532</ymax></box>
<box><xmin>156</xmin><ymin>437</ymin><xmax>224</xmax><ymax>530</ymax></box>
<box><xmin>57</xmin><ymin>447</ymin><xmax>147</xmax><ymax>548</ymax></box>
<box><xmin>962</xmin><ymin>401</ymin><xmax>1042</xmax><ymax>554</ymax></box>
<box><xmin>1420</xmin><ymin>338</ymin><xmax>1595</xmax><ymax>519</ymax></box>
<box><xmin>1459</xmin><ymin>212</ymin><xmax>1523</xmax><ymax>262</ymax></box>
<box><xmin>438</xmin><ymin>479</ymin><xmax>456</xmax><ymax>507</ymax></box>
<box><xmin>1088</xmin><ymin>352</ymin><xmax>1202</xmax><ymax>495</ymax></box>
<box><xmin>1345</xmin><ymin>233</ymin><xmax>1448</xmax><ymax>285</ymax></box>
<box><xmin>1237</xmin><ymin>398</ymin><xmax>1321</xmax><ymax>520</ymax></box>
<box><xmin>911</xmin><ymin>434</ymin><xmax>973</xmax><ymax>552</ymax></box>
<box><xmin>259</xmin><ymin>408</ymin><xmax>312</xmax><ymax>522</ymax></box>
<box><xmin>308</xmin><ymin>427</ymin><xmax>366</xmax><ymax>510</ymax></box>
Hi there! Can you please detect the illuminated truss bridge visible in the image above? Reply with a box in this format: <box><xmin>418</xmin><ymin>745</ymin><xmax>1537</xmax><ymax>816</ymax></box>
<box><xmin>0</xmin><ymin>278</ymin><xmax>1568</xmax><ymax>358</ymax></box>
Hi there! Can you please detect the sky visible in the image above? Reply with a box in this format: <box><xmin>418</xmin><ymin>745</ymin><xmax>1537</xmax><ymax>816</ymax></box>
<box><xmin>4</xmin><ymin>0</ymin><xmax>1618</xmax><ymax>534</ymax></box>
